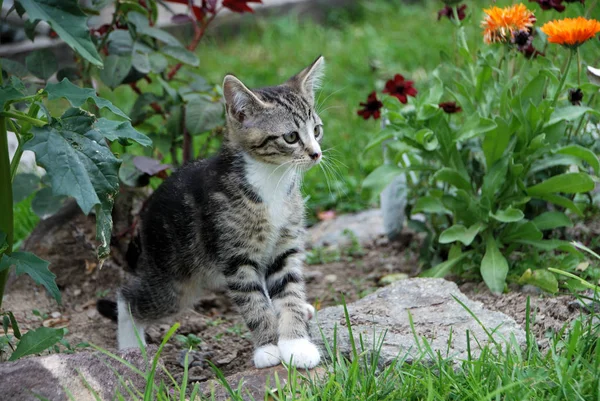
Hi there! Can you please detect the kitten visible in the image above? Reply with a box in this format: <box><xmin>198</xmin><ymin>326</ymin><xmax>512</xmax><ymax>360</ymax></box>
<box><xmin>98</xmin><ymin>56</ymin><xmax>325</xmax><ymax>369</ymax></box>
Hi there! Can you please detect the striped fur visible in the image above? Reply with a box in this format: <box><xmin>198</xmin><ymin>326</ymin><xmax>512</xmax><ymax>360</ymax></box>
<box><xmin>101</xmin><ymin>57</ymin><xmax>325</xmax><ymax>369</ymax></box>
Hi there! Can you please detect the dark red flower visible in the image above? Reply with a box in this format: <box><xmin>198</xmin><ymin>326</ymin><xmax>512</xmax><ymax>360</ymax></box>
<box><xmin>569</xmin><ymin>88</ymin><xmax>584</xmax><ymax>105</ymax></box>
<box><xmin>521</xmin><ymin>44</ymin><xmax>545</xmax><ymax>58</ymax></box>
<box><xmin>438</xmin><ymin>4</ymin><xmax>467</xmax><ymax>21</ymax></box>
<box><xmin>383</xmin><ymin>74</ymin><xmax>418</xmax><ymax>104</ymax></box>
<box><xmin>223</xmin><ymin>0</ymin><xmax>262</xmax><ymax>13</ymax></box>
<box><xmin>357</xmin><ymin>91</ymin><xmax>384</xmax><ymax>120</ymax></box>
<box><xmin>512</xmin><ymin>30</ymin><xmax>534</xmax><ymax>51</ymax></box>
<box><xmin>529</xmin><ymin>0</ymin><xmax>565</xmax><ymax>12</ymax></box>
<box><xmin>165</xmin><ymin>0</ymin><xmax>205</xmax><ymax>20</ymax></box>
<box><xmin>439</xmin><ymin>101</ymin><xmax>462</xmax><ymax>114</ymax></box>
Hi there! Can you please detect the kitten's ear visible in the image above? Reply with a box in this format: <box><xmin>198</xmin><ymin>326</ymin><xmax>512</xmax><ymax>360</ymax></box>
<box><xmin>223</xmin><ymin>75</ymin><xmax>267</xmax><ymax>123</ymax></box>
<box><xmin>288</xmin><ymin>55</ymin><xmax>325</xmax><ymax>101</ymax></box>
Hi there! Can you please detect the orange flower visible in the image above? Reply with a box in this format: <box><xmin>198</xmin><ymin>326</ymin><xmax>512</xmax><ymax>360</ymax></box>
<box><xmin>541</xmin><ymin>17</ymin><xmax>600</xmax><ymax>48</ymax></box>
<box><xmin>481</xmin><ymin>4</ymin><xmax>536</xmax><ymax>44</ymax></box>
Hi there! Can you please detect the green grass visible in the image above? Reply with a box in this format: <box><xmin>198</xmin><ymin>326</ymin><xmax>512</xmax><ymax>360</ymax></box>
<box><xmin>88</xmin><ymin>294</ymin><xmax>600</xmax><ymax>400</ymax></box>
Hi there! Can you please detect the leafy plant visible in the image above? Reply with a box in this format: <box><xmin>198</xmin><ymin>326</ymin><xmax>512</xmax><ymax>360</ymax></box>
<box><xmin>361</xmin><ymin>2</ymin><xmax>600</xmax><ymax>293</ymax></box>
<box><xmin>175</xmin><ymin>333</ymin><xmax>203</xmax><ymax>350</ymax></box>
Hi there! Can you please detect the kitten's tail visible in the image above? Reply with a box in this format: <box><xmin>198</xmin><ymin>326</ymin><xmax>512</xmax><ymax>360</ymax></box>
<box><xmin>97</xmin><ymin>299</ymin><xmax>118</xmax><ymax>321</ymax></box>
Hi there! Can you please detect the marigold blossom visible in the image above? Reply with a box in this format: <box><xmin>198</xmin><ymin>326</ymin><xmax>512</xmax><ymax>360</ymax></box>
<box><xmin>357</xmin><ymin>92</ymin><xmax>384</xmax><ymax>120</ymax></box>
<box><xmin>541</xmin><ymin>17</ymin><xmax>600</xmax><ymax>48</ymax></box>
<box><xmin>481</xmin><ymin>4</ymin><xmax>536</xmax><ymax>44</ymax></box>
<box><xmin>382</xmin><ymin>74</ymin><xmax>418</xmax><ymax>104</ymax></box>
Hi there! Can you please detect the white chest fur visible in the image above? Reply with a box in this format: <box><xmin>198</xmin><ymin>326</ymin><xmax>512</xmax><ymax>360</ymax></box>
<box><xmin>244</xmin><ymin>155</ymin><xmax>297</xmax><ymax>231</ymax></box>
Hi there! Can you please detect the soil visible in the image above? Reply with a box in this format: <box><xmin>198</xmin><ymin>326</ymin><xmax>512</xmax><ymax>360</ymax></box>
<box><xmin>1</xmin><ymin>200</ymin><xmax>585</xmax><ymax>383</ymax></box>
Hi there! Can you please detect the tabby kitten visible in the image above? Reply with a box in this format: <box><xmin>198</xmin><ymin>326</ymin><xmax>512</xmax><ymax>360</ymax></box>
<box><xmin>98</xmin><ymin>57</ymin><xmax>325</xmax><ymax>369</ymax></box>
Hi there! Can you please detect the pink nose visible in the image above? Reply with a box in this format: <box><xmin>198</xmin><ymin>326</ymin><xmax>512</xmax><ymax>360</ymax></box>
<box><xmin>310</xmin><ymin>152</ymin><xmax>321</xmax><ymax>161</ymax></box>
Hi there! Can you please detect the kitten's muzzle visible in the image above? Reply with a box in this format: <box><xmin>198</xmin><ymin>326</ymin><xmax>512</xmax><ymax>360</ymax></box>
<box><xmin>309</xmin><ymin>151</ymin><xmax>322</xmax><ymax>162</ymax></box>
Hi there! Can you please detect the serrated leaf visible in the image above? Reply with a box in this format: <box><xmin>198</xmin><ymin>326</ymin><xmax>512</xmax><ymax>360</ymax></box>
<box><xmin>94</xmin><ymin>118</ymin><xmax>152</xmax><ymax>147</ymax></box>
<box><xmin>527</xmin><ymin>173</ymin><xmax>594</xmax><ymax>195</ymax></box>
<box><xmin>490</xmin><ymin>207</ymin><xmax>524</xmax><ymax>223</ymax></box>
<box><xmin>0</xmin><ymin>252</ymin><xmax>60</xmax><ymax>303</ymax></box>
<box><xmin>0</xmin><ymin>84</ymin><xmax>25</xmax><ymax>110</ymax></box>
<box><xmin>161</xmin><ymin>46</ymin><xmax>199</xmax><ymax>67</ymax></box>
<box><xmin>99</xmin><ymin>54</ymin><xmax>132</xmax><ymax>89</ymax></box>
<box><xmin>45</xmin><ymin>79</ymin><xmax>129</xmax><ymax>120</ymax></box>
<box><xmin>185</xmin><ymin>98</ymin><xmax>224</xmax><ymax>134</ymax></box>
<box><xmin>25</xmin><ymin>49</ymin><xmax>57</xmax><ymax>81</ymax></box>
<box><xmin>556</xmin><ymin>145</ymin><xmax>600</xmax><ymax>174</ymax></box>
<box><xmin>9</xmin><ymin>326</ymin><xmax>64</xmax><ymax>361</ymax></box>
<box><xmin>16</xmin><ymin>0</ymin><xmax>102</xmax><ymax>67</ymax></box>
<box><xmin>481</xmin><ymin>237</ymin><xmax>508</xmax><ymax>294</ymax></box>
<box><xmin>532</xmin><ymin>211</ymin><xmax>573</xmax><ymax>231</ymax></box>
<box><xmin>439</xmin><ymin>222</ymin><xmax>483</xmax><ymax>246</ymax></box>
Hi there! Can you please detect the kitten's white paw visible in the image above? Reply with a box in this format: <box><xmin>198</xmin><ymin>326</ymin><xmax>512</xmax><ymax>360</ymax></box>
<box><xmin>278</xmin><ymin>338</ymin><xmax>321</xmax><ymax>369</ymax></box>
<box><xmin>253</xmin><ymin>344</ymin><xmax>281</xmax><ymax>368</ymax></box>
<box><xmin>304</xmin><ymin>304</ymin><xmax>315</xmax><ymax>320</ymax></box>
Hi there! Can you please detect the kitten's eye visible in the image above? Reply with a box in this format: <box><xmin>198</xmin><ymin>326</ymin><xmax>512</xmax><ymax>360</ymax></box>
<box><xmin>283</xmin><ymin>131</ymin><xmax>299</xmax><ymax>144</ymax></box>
<box><xmin>314</xmin><ymin>124</ymin><xmax>323</xmax><ymax>138</ymax></box>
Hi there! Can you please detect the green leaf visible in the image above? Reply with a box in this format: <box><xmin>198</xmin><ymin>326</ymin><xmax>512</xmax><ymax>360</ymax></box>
<box><xmin>556</xmin><ymin>145</ymin><xmax>600</xmax><ymax>174</ymax></box>
<box><xmin>534</xmin><ymin>193</ymin><xmax>583</xmax><ymax>217</ymax></box>
<box><xmin>363</xmin><ymin>164</ymin><xmax>404</xmax><ymax>195</ymax></box>
<box><xmin>421</xmin><ymin>251</ymin><xmax>473</xmax><ymax>278</ymax></box>
<box><xmin>439</xmin><ymin>223</ymin><xmax>483</xmax><ymax>246</ymax></box>
<box><xmin>532</xmin><ymin>211</ymin><xmax>573</xmax><ymax>231</ymax></box>
<box><xmin>0</xmin><ymin>58</ymin><xmax>29</xmax><ymax>77</ymax></box>
<box><xmin>0</xmin><ymin>252</ymin><xmax>60</xmax><ymax>303</ymax></box>
<box><xmin>31</xmin><ymin>187</ymin><xmax>67</xmax><ymax>218</ymax></box>
<box><xmin>24</xmin><ymin>109</ymin><xmax>121</xmax><ymax>260</ymax></box>
<box><xmin>364</xmin><ymin>128</ymin><xmax>397</xmax><ymax>153</ymax></box>
<box><xmin>25</xmin><ymin>49</ymin><xmax>57</xmax><ymax>81</ymax></box>
<box><xmin>161</xmin><ymin>46</ymin><xmax>200</xmax><ymax>67</ymax></box>
<box><xmin>412</xmin><ymin>196</ymin><xmax>449</xmax><ymax>214</ymax></box>
<box><xmin>414</xmin><ymin>128</ymin><xmax>439</xmax><ymax>151</ymax></box>
<box><xmin>490</xmin><ymin>207</ymin><xmax>524</xmax><ymax>223</ymax></box>
<box><xmin>519</xmin><ymin>269</ymin><xmax>558</xmax><ymax>294</ymax></box>
<box><xmin>128</xmin><ymin>12</ymin><xmax>182</xmax><ymax>46</ymax></box>
<box><xmin>433</xmin><ymin>168</ymin><xmax>471</xmax><ymax>192</ymax></box>
<box><xmin>455</xmin><ymin>115</ymin><xmax>497</xmax><ymax>141</ymax></box>
<box><xmin>480</xmin><ymin>237</ymin><xmax>508</xmax><ymax>294</ymax></box>
<box><xmin>16</xmin><ymin>0</ymin><xmax>102</xmax><ymax>67</ymax></box>
<box><xmin>9</xmin><ymin>326</ymin><xmax>64</xmax><ymax>361</ymax></box>
<box><xmin>149</xmin><ymin>52</ymin><xmax>169</xmax><ymax>74</ymax></box>
<box><xmin>515</xmin><ymin>239</ymin><xmax>580</xmax><ymax>254</ymax></box>
<box><xmin>527</xmin><ymin>173</ymin><xmax>595</xmax><ymax>195</ymax></box>
<box><xmin>12</xmin><ymin>173</ymin><xmax>41</xmax><ymax>203</ymax></box>
<box><xmin>8</xmin><ymin>311</ymin><xmax>21</xmax><ymax>339</ymax></box>
<box><xmin>481</xmin><ymin>157</ymin><xmax>508</xmax><ymax>200</ymax></box>
<box><xmin>528</xmin><ymin>154</ymin><xmax>582</xmax><ymax>175</ymax></box>
<box><xmin>45</xmin><ymin>79</ymin><xmax>129</xmax><ymax>120</ymax></box>
<box><xmin>547</xmin><ymin>106</ymin><xmax>599</xmax><ymax>126</ymax></box>
<box><xmin>185</xmin><ymin>98</ymin><xmax>224</xmax><ymax>134</ymax></box>
<box><xmin>482</xmin><ymin>117</ymin><xmax>511</xmax><ymax>168</ymax></box>
<box><xmin>95</xmin><ymin>118</ymin><xmax>152</xmax><ymax>147</ymax></box>
<box><xmin>99</xmin><ymin>54</ymin><xmax>132</xmax><ymax>89</ymax></box>
<box><xmin>132</xmin><ymin>42</ymin><xmax>152</xmax><ymax>74</ymax></box>
<box><xmin>501</xmin><ymin>221</ymin><xmax>543</xmax><ymax>242</ymax></box>
<box><xmin>0</xmin><ymin>83</ymin><xmax>25</xmax><ymax>111</ymax></box>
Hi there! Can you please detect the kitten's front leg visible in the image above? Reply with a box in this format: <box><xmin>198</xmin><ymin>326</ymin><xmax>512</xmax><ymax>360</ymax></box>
<box><xmin>226</xmin><ymin>262</ymin><xmax>281</xmax><ymax>368</ymax></box>
<box><xmin>267</xmin><ymin>249</ymin><xmax>321</xmax><ymax>369</ymax></box>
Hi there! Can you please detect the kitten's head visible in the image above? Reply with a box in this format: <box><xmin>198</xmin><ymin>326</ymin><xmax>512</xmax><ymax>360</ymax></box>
<box><xmin>222</xmin><ymin>56</ymin><xmax>325</xmax><ymax>170</ymax></box>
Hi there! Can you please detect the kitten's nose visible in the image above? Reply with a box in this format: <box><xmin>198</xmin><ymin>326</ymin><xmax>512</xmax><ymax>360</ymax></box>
<box><xmin>310</xmin><ymin>152</ymin><xmax>321</xmax><ymax>161</ymax></box>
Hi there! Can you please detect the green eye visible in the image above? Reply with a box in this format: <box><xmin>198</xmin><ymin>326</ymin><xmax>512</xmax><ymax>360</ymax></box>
<box><xmin>314</xmin><ymin>124</ymin><xmax>323</xmax><ymax>138</ymax></box>
<box><xmin>283</xmin><ymin>131</ymin><xmax>299</xmax><ymax>144</ymax></box>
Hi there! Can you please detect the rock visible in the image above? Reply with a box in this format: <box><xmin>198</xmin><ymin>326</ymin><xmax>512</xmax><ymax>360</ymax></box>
<box><xmin>204</xmin><ymin>365</ymin><xmax>325</xmax><ymax>401</ymax></box>
<box><xmin>324</xmin><ymin>274</ymin><xmax>337</xmax><ymax>284</ymax></box>
<box><xmin>307</xmin><ymin>209</ymin><xmax>385</xmax><ymax>248</ymax></box>
<box><xmin>0</xmin><ymin>347</ymin><xmax>160</xmax><ymax>401</ymax></box>
<box><xmin>309</xmin><ymin>278</ymin><xmax>526</xmax><ymax>366</ymax></box>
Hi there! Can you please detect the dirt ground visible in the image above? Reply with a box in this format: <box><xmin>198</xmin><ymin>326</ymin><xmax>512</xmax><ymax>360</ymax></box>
<box><xmin>2</xmin><ymin>203</ymin><xmax>584</xmax><ymax>382</ymax></box>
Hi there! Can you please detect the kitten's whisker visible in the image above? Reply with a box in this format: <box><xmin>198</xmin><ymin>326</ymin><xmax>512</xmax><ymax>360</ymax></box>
<box><xmin>266</xmin><ymin>160</ymin><xmax>295</xmax><ymax>183</ymax></box>
<box><xmin>316</xmin><ymin>86</ymin><xmax>348</xmax><ymax>115</ymax></box>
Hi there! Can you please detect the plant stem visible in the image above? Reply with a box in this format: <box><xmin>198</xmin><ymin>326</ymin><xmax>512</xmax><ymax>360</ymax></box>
<box><xmin>572</xmin><ymin>93</ymin><xmax>596</xmax><ymax>140</ymax></box>
<box><xmin>6</xmin><ymin>119</ymin><xmax>22</xmax><ymax>180</ymax></box>
<box><xmin>577</xmin><ymin>47</ymin><xmax>581</xmax><ymax>87</ymax></box>
<box><xmin>0</xmin><ymin>111</ymin><xmax>46</xmax><ymax>127</ymax></box>
<box><xmin>451</xmin><ymin>6</ymin><xmax>461</xmax><ymax>27</ymax></box>
<box><xmin>0</xmin><ymin>56</ymin><xmax>12</xmax><ymax>310</ymax></box>
<box><xmin>552</xmin><ymin>50</ymin><xmax>574</xmax><ymax>107</ymax></box>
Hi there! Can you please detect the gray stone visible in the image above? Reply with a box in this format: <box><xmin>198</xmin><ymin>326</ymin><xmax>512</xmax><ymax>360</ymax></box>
<box><xmin>0</xmin><ymin>347</ymin><xmax>158</xmax><ymax>401</ymax></box>
<box><xmin>307</xmin><ymin>209</ymin><xmax>384</xmax><ymax>248</ymax></box>
<box><xmin>309</xmin><ymin>278</ymin><xmax>526</xmax><ymax>366</ymax></box>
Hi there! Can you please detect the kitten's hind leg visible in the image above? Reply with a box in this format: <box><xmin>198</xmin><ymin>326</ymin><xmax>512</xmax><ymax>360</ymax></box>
<box><xmin>117</xmin><ymin>295</ymin><xmax>147</xmax><ymax>350</ymax></box>
<box><xmin>267</xmin><ymin>250</ymin><xmax>321</xmax><ymax>369</ymax></box>
<box><xmin>225</xmin><ymin>261</ymin><xmax>281</xmax><ymax>368</ymax></box>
